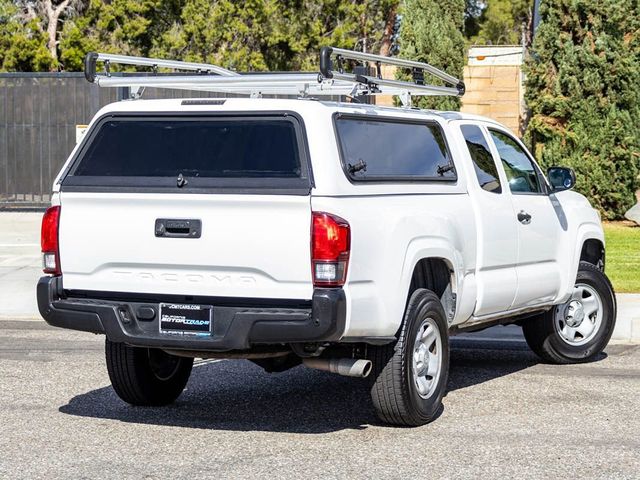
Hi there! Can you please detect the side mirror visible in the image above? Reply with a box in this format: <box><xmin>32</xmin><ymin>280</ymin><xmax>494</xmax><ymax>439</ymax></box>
<box><xmin>547</xmin><ymin>167</ymin><xmax>576</xmax><ymax>192</ymax></box>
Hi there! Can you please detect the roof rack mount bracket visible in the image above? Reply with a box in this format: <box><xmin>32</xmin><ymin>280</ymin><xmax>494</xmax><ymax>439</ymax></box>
<box><xmin>399</xmin><ymin>92</ymin><xmax>412</xmax><ymax>108</ymax></box>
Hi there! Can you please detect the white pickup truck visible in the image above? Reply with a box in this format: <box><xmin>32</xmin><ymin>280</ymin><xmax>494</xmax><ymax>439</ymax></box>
<box><xmin>37</xmin><ymin>49</ymin><xmax>616</xmax><ymax>426</ymax></box>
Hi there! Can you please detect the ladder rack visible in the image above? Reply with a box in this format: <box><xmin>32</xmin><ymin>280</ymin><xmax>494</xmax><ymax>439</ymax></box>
<box><xmin>83</xmin><ymin>47</ymin><xmax>465</xmax><ymax>105</ymax></box>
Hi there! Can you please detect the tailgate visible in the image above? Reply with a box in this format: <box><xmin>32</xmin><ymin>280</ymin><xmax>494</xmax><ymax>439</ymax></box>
<box><xmin>59</xmin><ymin>193</ymin><xmax>313</xmax><ymax>299</ymax></box>
<box><xmin>56</xmin><ymin>112</ymin><xmax>314</xmax><ymax>300</ymax></box>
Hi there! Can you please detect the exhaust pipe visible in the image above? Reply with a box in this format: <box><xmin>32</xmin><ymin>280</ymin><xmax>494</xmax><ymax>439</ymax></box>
<box><xmin>302</xmin><ymin>358</ymin><xmax>372</xmax><ymax>378</ymax></box>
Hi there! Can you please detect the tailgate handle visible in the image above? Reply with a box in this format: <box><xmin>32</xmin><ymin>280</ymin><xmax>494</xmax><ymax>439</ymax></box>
<box><xmin>155</xmin><ymin>219</ymin><xmax>201</xmax><ymax>238</ymax></box>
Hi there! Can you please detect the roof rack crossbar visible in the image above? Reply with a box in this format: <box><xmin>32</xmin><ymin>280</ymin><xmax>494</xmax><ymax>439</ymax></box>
<box><xmin>84</xmin><ymin>52</ymin><xmax>238</xmax><ymax>83</ymax></box>
<box><xmin>320</xmin><ymin>46</ymin><xmax>462</xmax><ymax>89</ymax></box>
<box><xmin>83</xmin><ymin>46</ymin><xmax>465</xmax><ymax>101</ymax></box>
<box><xmin>329</xmin><ymin>72</ymin><xmax>461</xmax><ymax>97</ymax></box>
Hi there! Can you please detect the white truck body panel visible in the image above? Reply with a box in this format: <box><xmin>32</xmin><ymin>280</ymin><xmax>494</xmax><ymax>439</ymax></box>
<box><xmin>51</xmin><ymin>97</ymin><xmax>606</xmax><ymax>340</ymax></box>
<box><xmin>313</xmin><ymin>193</ymin><xmax>476</xmax><ymax>337</ymax></box>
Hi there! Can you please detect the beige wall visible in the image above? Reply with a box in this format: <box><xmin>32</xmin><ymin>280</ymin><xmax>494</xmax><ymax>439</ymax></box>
<box><xmin>461</xmin><ymin>64</ymin><xmax>523</xmax><ymax>135</ymax></box>
<box><xmin>373</xmin><ymin>65</ymin><xmax>397</xmax><ymax>107</ymax></box>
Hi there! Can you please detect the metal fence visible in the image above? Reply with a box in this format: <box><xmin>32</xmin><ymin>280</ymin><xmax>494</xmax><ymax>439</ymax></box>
<box><xmin>0</xmin><ymin>73</ymin><xmax>112</xmax><ymax>207</ymax></box>
<box><xmin>0</xmin><ymin>73</ymin><xmax>241</xmax><ymax>208</ymax></box>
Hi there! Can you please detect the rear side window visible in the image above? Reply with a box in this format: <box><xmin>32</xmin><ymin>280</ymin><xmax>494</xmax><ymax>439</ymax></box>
<box><xmin>461</xmin><ymin>125</ymin><xmax>501</xmax><ymax>194</ymax></box>
<box><xmin>335</xmin><ymin>116</ymin><xmax>456</xmax><ymax>181</ymax></box>
<box><xmin>62</xmin><ymin>115</ymin><xmax>311</xmax><ymax>194</ymax></box>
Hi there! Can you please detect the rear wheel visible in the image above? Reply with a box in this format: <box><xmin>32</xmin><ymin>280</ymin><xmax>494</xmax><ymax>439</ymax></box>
<box><xmin>105</xmin><ymin>339</ymin><xmax>193</xmax><ymax>406</ymax></box>
<box><xmin>368</xmin><ymin>289</ymin><xmax>449</xmax><ymax>426</ymax></box>
<box><xmin>522</xmin><ymin>262</ymin><xmax>616</xmax><ymax>364</ymax></box>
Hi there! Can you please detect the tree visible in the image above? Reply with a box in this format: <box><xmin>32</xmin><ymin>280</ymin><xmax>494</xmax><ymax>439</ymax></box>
<box><xmin>379</xmin><ymin>2</ymin><xmax>398</xmax><ymax>56</ymax></box>
<box><xmin>60</xmin><ymin>0</ymin><xmax>183</xmax><ymax>71</ymax></box>
<box><xmin>472</xmin><ymin>0</ymin><xmax>531</xmax><ymax>45</ymax></box>
<box><xmin>3</xmin><ymin>0</ymin><xmax>399</xmax><ymax>72</ymax></box>
<box><xmin>55</xmin><ymin>0</ymin><xmax>398</xmax><ymax>72</ymax></box>
<box><xmin>524</xmin><ymin>0</ymin><xmax>640</xmax><ymax>219</ymax></box>
<box><xmin>395</xmin><ymin>0</ymin><xmax>465</xmax><ymax>111</ymax></box>
<box><xmin>0</xmin><ymin>0</ymin><xmax>55</xmax><ymax>71</ymax></box>
<box><xmin>463</xmin><ymin>0</ymin><xmax>484</xmax><ymax>39</ymax></box>
<box><xmin>11</xmin><ymin>0</ymin><xmax>82</xmax><ymax>70</ymax></box>
<box><xmin>149</xmin><ymin>0</ymin><xmax>398</xmax><ymax>72</ymax></box>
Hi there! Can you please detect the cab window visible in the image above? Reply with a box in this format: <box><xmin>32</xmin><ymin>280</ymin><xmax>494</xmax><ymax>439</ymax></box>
<box><xmin>489</xmin><ymin>130</ymin><xmax>542</xmax><ymax>194</ymax></box>
<box><xmin>461</xmin><ymin>125</ymin><xmax>501</xmax><ymax>193</ymax></box>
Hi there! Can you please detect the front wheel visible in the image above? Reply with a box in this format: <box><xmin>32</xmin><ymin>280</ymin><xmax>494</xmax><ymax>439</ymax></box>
<box><xmin>105</xmin><ymin>339</ymin><xmax>194</xmax><ymax>406</ymax></box>
<box><xmin>522</xmin><ymin>261</ymin><xmax>616</xmax><ymax>364</ymax></box>
<box><xmin>368</xmin><ymin>289</ymin><xmax>449</xmax><ymax>426</ymax></box>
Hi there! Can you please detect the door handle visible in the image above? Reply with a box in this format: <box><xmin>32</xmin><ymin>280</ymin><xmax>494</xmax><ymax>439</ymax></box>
<box><xmin>517</xmin><ymin>211</ymin><xmax>532</xmax><ymax>225</ymax></box>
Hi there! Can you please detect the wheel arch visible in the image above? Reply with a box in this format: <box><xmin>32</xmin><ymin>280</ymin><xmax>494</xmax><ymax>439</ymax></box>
<box><xmin>400</xmin><ymin>240</ymin><xmax>464</xmax><ymax>326</ymax></box>
<box><xmin>407</xmin><ymin>257</ymin><xmax>457</xmax><ymax>324</ymax></box>
<box><xmin>580</xmin><ymin>238</ymin><xmax>605</xmax><ymax>270</ymax></box>
<box><xmin>559</xmin><ymin>223</ymin><xmax>605</xmax><ymax>303</ymax></box>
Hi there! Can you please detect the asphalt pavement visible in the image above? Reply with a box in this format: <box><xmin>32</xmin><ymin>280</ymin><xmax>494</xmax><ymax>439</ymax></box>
<box><xmin>1</xmin><ymin>320</ymin><xmax>638</xmax><ymax>479</ymax></box>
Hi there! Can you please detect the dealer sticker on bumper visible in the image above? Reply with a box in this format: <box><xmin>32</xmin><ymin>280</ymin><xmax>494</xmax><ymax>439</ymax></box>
<box><xmin>160</xmin><ymin>303</ymin><xmax>212</xmax><ymax>334</ymax></box>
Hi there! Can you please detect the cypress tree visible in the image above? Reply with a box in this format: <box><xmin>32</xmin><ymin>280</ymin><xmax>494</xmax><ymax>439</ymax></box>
<box><xmin>471</xmin><ymin>0</ymin><xmax>531</xmax><ymax>45</ymax></box>
<box><xmin>396</xmin><ymin>0</ymin><xmax>465</xmax><ymax>111</ymax></box>
<box><xmin>525</xmin><ymin>0</ymin><xmax>640</xmax><ymax>219</ymax></box>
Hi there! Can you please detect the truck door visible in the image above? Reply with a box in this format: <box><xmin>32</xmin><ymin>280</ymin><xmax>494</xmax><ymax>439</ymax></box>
<box><xmin>458</xmin><ymin>123</ymin><xmax>518</xmax><ymax>316</ymax></box>
<box><xmin>486</xmin><ymin>128</ymin><xmax>562</xmax><ymax>308</ymax></box>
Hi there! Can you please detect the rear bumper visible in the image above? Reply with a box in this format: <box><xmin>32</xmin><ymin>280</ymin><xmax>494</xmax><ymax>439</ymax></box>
<box><xmin>37</xmin><ymin>276</ymin><xmax>346</xmax><ymax>352</ymax></box>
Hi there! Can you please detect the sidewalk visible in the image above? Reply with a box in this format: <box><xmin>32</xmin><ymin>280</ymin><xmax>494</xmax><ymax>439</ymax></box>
<box><xmin>1</xmin><ymin>212</ymin><xmax>639</xmax><ymax>342</ymax></box>
<box><xmin>0</xmin><ymin>212</ymin><xmax>41</xmax><ymax>319</ymax></box>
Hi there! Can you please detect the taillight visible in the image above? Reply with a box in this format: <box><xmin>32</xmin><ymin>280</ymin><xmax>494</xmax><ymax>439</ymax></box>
<box><xmin>311</xmin><ymin>212</ymin><xmax>350</xmax><ymax>287</ymax></box>
<box><xmin>41</xmin><ymin>206</ymin><xmax>61</xmax><ymax>275</ymax></box>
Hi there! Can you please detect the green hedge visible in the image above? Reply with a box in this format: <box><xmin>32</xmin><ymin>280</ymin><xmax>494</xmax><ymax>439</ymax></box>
<box><xmin>524</xmin><ymin>0</ymin><xmax>640</xmax><ymax>219</ymax></box>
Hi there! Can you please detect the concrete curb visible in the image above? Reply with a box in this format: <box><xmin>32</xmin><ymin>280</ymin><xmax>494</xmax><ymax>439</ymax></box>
<box><xmin>611</xmin><ymin>293</ymin><xmax>640</xmax><ymax>343</ymax></box>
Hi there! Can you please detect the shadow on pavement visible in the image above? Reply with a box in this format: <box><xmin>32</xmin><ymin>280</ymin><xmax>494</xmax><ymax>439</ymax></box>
<box><xmin>448</xmin><ymin>339</ymin><xmax>539</xmax><ymax>392</ymax></box>
<box><xmin>60</xmin><ymin>359</ymin><xmax>377</xmax><ymax>433</ymax></box>
<box><xmin>59</xmin><ymin>341</ymin><xmax>601</xmax><ymax>433</ymax></box>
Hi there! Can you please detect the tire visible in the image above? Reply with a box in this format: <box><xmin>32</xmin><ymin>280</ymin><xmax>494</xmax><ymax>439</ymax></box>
<box><xmin>368</xmin><ymin>289</ymin><xmax>450</xmax><ymax>426</ymax></box>
<box><xmin>105</xmin><ymin>339</ymin><xmax>194</xmax><ymax>406</ymax></box>
<box><xmin>522</xmin><ymin>261</ymin><xmax>616</xmax><ymax>364</ymax></box>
